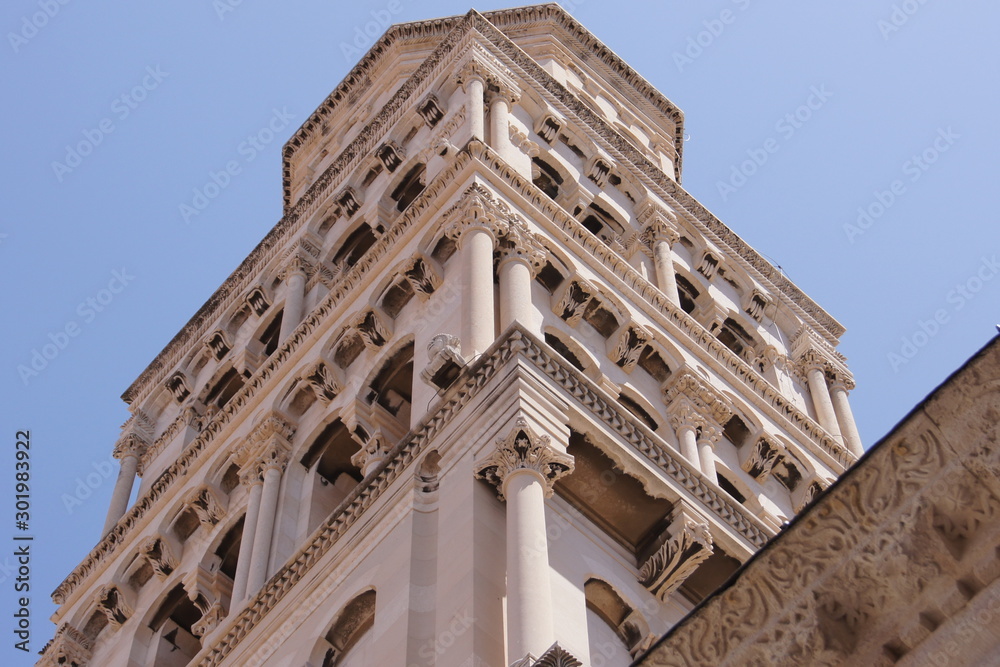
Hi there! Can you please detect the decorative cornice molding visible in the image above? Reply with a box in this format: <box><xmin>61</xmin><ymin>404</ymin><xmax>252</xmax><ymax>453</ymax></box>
<box><xmin>37</xmin><ymin>623</ymin><xmax>92</xmax><ymax>667</ymax></box>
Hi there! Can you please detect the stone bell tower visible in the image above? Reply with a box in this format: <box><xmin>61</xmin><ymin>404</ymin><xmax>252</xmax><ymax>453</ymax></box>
<box><xmin>42</xmin><ymin>5</ymin><xmax>860</xmax><ymax>666</ymax></box>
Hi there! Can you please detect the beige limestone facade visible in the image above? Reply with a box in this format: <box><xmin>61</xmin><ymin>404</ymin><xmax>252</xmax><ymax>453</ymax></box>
<box><xmin>41</xmin><ymin>5</ymin><xmax>877</xmax><ymax>666</ymax></box>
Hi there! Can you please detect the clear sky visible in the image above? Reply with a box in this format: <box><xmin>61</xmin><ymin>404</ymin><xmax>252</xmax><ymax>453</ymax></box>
<box><xmin>2</xmin><ymin>0</ymin><xmax>997</xmax><ymax>661</ymax></box>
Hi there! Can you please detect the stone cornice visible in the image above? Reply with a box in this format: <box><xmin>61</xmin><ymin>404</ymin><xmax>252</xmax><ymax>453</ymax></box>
<box><xmin>186</xmin><ymin>326</ymin><xmax>773</xmax><ymax>666</ymax></box>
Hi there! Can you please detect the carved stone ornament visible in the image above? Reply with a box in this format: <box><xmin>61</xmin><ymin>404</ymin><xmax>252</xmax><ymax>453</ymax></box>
<box><xmin>244</xmin><ymin>412</ymin><xmax>296</xmax><ymax>464</ymax></box>
<box><xmin>663</xmin><ymin>370</ymin><xmax>734</xmax><ymax>426</ymax></box>
<box><xmin>376</xmin><ymin>140</ymin><xmax>405</xmax><ymax>172</ymax></box>
<box><xmin>246</xmin><ymin>286</ymin><xmax>270</xmax><ymax>316</ymax></box>
<box><xmin>113</xmin><ymin>431</ymin><xmax>149</xmax><ymax>462</ymax></box>
<box><xmin>534</xmin><ymin>113</ymin><xmax>562</xmax><ymax>144</ymax></box>
<box><xmin>473</xmin><ymin>418</ymin><xmax>574</xmax><ymax>501</ymax></box>
<box><xmin>697</xmin><ymin>251</ymin><xmax>720</xmax><ymax>280</ymax></box>
<box><xmin>350</xmin><ymin>430</ymin><xmax>392</xmax><ymax>475</ymax></box>
<box><xmin>636</xmin><ymin>199</ymin><xmax>680</xmax><ymax>253</ymax></box>
<box><xmin>533</xmin><ymin>642</ymin><xmax>584</xmax><ymax>667</ymax></box>
<box><xmin>206</xmin><ymin>330</ymin><xmax>232</xmax><ymax>360</ymax></box>
<box><xmin>96</xmin><ymin>584</ymin><xmax>132</xmax><ymax>628</ymax></box>
<box><xmin>639</xmin><ymin>507</ymin><xmax>714</xmax><ymax>600</ymax></box>
<box><xmin>497</xmin><ymin>219</ymin><xmax>547</xmax><ymax>275</ymax></box>
<box><xmin>305</xmin><ymin>361</ymin><xmax>342</xmax><ymax>404</ymax></box>
<box><xmin>554</xmin><ymin>279</ymin><xmax>595</xmax><ymax>327</ymax></box>
<box><xmin>38</xmin><ymin>624</ymin><xmax>92</xmax><ymax>667</ymax></box>
<box><xmin>744</xmin><ymin>289</ymin><xmax>771</xmax><ymax>323</ymax></box>
<box><xmin>509</xmin><ymin>125</ymin><xmax>540</xmax><ymax>157</ymax></box>
<box><xmin>183</xmin><ymin>486</ymin><xmax>227</xmax><ymax>527</ymax></box>
<box><xmin>139</xmin><ymin>535</ymin><xmax>178</xmax><ymax>579</ymax></box>
<box><xmin>443</xmin><ymin>185</ymin><xmax>510</xmax><ymax>244</ymax></box>
<box><xmin>191</xmin><ymin>602</ymin><xmax>225</xmax><ymax>638</ymax></box>
<box><xmin>610</xmin><ymin>324</ymin><xmax>652</xmax><ymax>373</ymax></box>
<box><xmin>587</xmin><ymin>156</ymin><xmax>613</xmax><ymax>188</ymax></box>
<box><xmin>420</xmin><ymin>333</ymin><xmax>465</xmax><ymax>391</ymax></box>
<box><xmin>742</xmin><ymin>436</ymin><xmax>783</xmax><ymax>482</ymax></box>
<box><xmin>353</xmin><ymin>309</ymin><xmax>392</xmax><ymax>349</ymax></box>
<box><xmin>337</xmin><ymin>187</ymin><xmax>361</xmax><ymax>217</ymax></box>
<box><xmin>417</xmin><ymin>95</ymin><xmax>444</xmax><ymax>127</ymax></box>
<box><xmin>403</xmin><ymin>255</ymin><xmax>441</xmax><ymax>298</ymax></box>
<box><xmin>165</xmin><ymin>372</ymin><xmax>191</xmax><ymax>403</ymax></box>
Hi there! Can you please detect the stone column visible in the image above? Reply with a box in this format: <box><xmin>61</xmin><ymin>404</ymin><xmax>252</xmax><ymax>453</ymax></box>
<box><xmin>446</xmin><ymin>192</ymin><xmax>507</xmax><ymax>358</ymax></box>
<box><xmin>246</xmin><ymin>453</ymin><xmax>286</xmax><ymax>595</ymax></box>
<box><xmin>638</xmin><ymin>202</ymin><xmax>681</xmax><ymax>306</ymax></box>
<box><xmin>497</xmin><ymin>223</ymin><xmax>546</xmax><ymax>337</ymax></box>
<box><xmin>278</xmin><ymin>257</ymin><xmax>307</xmax><ymax>342</ymax></box>
<box><xmin>474</xmin><ymin>419</ymin><xmax>574</xmax><ymax>664</ymax></box>
<box><xmin>697</xmin><ymin>425</ymin><xmax>721</xmax><ymax>484</ymax></box>
<box><xmin>669</xmin><ymin>411</ymin><xmax>702</xmax><ymax>469</ymax></box>
<box><xmin>103</xmin><ymin>435</ymin><xmax>146</xmax><ymax>536</ymax></box>
<box><xmin>489</xmin><ymin>87</ymin><xmax>518</xmax><ymax>163</ymax></box>
<box><xmin>829</xmin><ymin>378</ymin><xmax>864</xmax><ymax>457</ymax></box>
<box><xmin>460</xmin><ymin>64</ymin><xmax>487</xmax><ymax>142</ymax></box>
<box><xmin>803</xmin><ymin>359</ymin><xmax>842</xmax><ymax>443</ymax></box>
<box><xmin>230</xmin><ymin>466</ymin><xmax>263</xmax><ymax>604</ymax></box>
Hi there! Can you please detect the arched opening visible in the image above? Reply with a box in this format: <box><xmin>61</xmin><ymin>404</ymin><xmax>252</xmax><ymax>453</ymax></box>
<box><xmin>390</xmin><ymin>164</ymin><xmax>426</xmax><ymax>213</ymax></box>
<box><xmin>257</xmin><ymin>309</ymin><xmax>284</xmax><ymax>357</ymax></box>
<box><xmin>366</xmin><ymin>342</ymin><xmax>414</xmax><ymax>430</ymax></box>
<box><xmin>332</xmin><ymin>222</ymin><xmax>378</xmax><ymax>269</ymax></box>
<box><xmin>716</xmin><ymin>317</ymin><xmax>755</xmax><ymax>360</ymax></box>
<box><xmin>580</xmin><ymin>202</ymin><xmax>625</xmax><ymax>244</ymax></box>
<box><xmin>203</xmin><ymin>368</ymin><xmax>245</xmax><ymax>410</ymax></box>
<box><xmin>300</xmin><ymin>420</ymin><xmax>363</xmax><ymax>534</ymax></box>
<box><xmin>675</xmin><ymin>274</ymin><xmax>700</xmax><ymax>315</ymax></box>
<box><xmin>311</xmin><ymin>590</ymin><xmax>377</xmax><ymax>666</ymax></box>
<box><xmin>584</xmin><ymin>579</ymin><xmax>641</xmax><ymax>663</ymax></box>
<box><xmin>532</xmin><ymin>156</ymin><xmax>563</xmax><ymax>200</ymax></box>
<box><xmin>147</xmin><ymin>585</ymin><xmax>202</xmax><ymax>667</ymax></box>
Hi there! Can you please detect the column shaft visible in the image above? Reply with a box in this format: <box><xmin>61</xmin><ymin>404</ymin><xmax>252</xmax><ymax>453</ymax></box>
<box><xmin>498</xmin><ymin>258</ymin><xmax>539</xmax><ymax>336</ymax></box>
<box><xmin>231</xmin><ymin>480</ymin><xmax>263</xmax><ymax>604</ymax></box>
<box><xmin>461</xmin><ymin>227</ymin><xmax>496</xmax><ymax>357</ymax></box>
<box><xmin>246</xmin><ymin>467</ymin><xmax>282</xmax><ymax>594</ymax></box>
<box><xmin>504</xmin><ymin>471</ymin><xmax>554</xmax><ymax>661</ymax></box>
<box><xmin>698</xmin><ymin>439</ymin><xmax>718</xmax><ymax>483</ymax></box>
<box><xmin>677</xmin><ymin>424</ymin><xmax>700</xmax><ymax>469</ymax></box>
<box><xmin>467</xmin><ymin>78</ymin><xmax>486</xmax><ymax>142</ymax></box>
<box><xmin>490</xmin><ymin>96</ymin><xmax>512</xmax><ymax>160</ymax></box>
<box><xmin>653</xmin><ymin>240</ymin><xmax>680</xmax><ymax>306</ymax></box>
<box><xmin>102</xmin><ymin>454</ymin><xmax>139</xmax><ymax>536</ymax></box>
<box><xmin>830</xmin><ymin>385</ymin><xmax>864</xmax><ymax>457</ymax></box>
<box><xmin>806</xmin><ymin>367</ymin><xmax>842</xmax><ymax>442</ymax></box>
<box><xmin>278</xmin><ymin>269</ymin><xmax>307</xmax><ymax>342</ymax></box>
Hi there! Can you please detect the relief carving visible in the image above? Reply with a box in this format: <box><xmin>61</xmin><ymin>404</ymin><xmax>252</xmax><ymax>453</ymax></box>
<box><xmin>473</xmin><ymin>418</ymin><xmax>574</xmax><ymax>501</ymax></box>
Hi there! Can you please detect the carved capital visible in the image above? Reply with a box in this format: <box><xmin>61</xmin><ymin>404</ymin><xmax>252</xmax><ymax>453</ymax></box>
<box><xmin>165</xmin><ymin>371</ymin><xmax>191</xmax><ymax>403</ymax></box>
<box><xmin>113</xmin><ymin>431</ymin><xmax>149</xmax><ymax>462</ymax></box>
<box><xmin>533</xmin><ymin>642</ymin><xmax>583</xmax><ymax>666</ymax></box>
<box><xmin>635</xmin><ymin>199</ymin><xmax>680</xmax><ymax>251</ymax></box>
<box><xmin>663</xmin><ymin>369</ymin><xmax>734</xmax><ymax>425</ymax></box>
<box><xmin>639</xmin><ymin>504</ymin><xmax>714</xmax><ymax>600</ymax></box>
<box><xmin>667</xmin><ymin>400</ymin><xmax>707</xmax><ymax>433</ymax></box>
<box><xmin>497</xmin><ymin>220</ymin><xmax>547</xmax><ymax>276</ymax></box>
<box><xmin>138</xmin><ymin>534</ymin><xmax>178</xmax><ymax>580</ymax></box>
<box><xmin>38</xmin><ymin>624</ymin><xmax>92</xmax><ymax>667</ymax></box>
<box><xmin>246</xmin><ymin>286</ymin><xmax>270</xmax><ymax>316</ymax></box>
<box><xmin>553</xmin><ymin>279</ymin><xmax>595</xmax><ymax>327</ymax></box>
<box><xmin>474</xmin><ymin>418</ymin><xmax>574</xmax><ymax>501</ymax></box>
<box><xmin>609</xmin><ymin>323</ymin><xmax>652</xmax><ymax>373</ymax></box>
<box><xmin>304</xmin><ymin>360</ymin><xmax>342</xmax><ymax>405</ymax></box>
<box><xmin>376</xmin><ymin>140</ymin><xmax>405</xmax><ymax>173</ymax></box>
<box><xmin>444</xmin><ymin>185</ymin><xmax>509</xmax><ymax>244</ymax></box>
<box><xmin>206</xmin><ymin>329</ymin><xmax>232</xmax><ymax>360</ymax></box>
<box><xmin>352</xmin><ymin>309</ymin><xmax>392</xmax><ymax>350</ymax></box>
<box><xmin>420</xmin><ymin>333</ymin><xmax>465</xmax><ymax>391</ymax></box>
<box><xmin>417</xmin><ymin>95</ymin><xmax>444</xmax><ymax>127</ymax></box>
<box><xmin>96</xmin><ymin>584</ymin><xmax>132</xmax><ymax>629</ymax></box>
<box><xmin>182</xmin><ymin>485</ymin><xmax>227</xmax><ymax>527</ymax></box>
<box><xmin>534</xmin><ymin>113</ymin><xmax>563</xmax><ymax>144</ymax></box>
<box><xmin>741</xmin><ymin>436</ymin><xmax>784</xmax><ymax>482</ymax></box>
<box><xmin>247</xmin><ymin>411</ymin><xmax>296</xmax><ymax>452</ymax></box>
<box><xmin>403</xmin><ymin>254</ymin><xmax>442</xmax><ymax>299</ymax></box>
<box><xmin>350</xmin><ymin>430</ymin><xmax>392</xmax><ymax>475</ymax></box>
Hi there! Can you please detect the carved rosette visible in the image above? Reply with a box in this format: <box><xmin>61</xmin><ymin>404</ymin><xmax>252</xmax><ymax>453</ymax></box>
<box><xmin>639</xmin><ymin>509</ymin><xmax>714</xmax><ymax>601</ymax></box>
<box><xmin>474</xmin><ymin>419</ymin><xmax>574</xmax><ymax>501</ymax></box>
<box><xmin>38</xmin><ymin>624</ymin><xmax>92</xmax><ymax>667</ymax></box>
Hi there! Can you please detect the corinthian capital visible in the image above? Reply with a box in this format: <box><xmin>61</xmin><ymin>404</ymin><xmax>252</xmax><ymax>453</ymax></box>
<box><xmin>443</xmin><ymin>185</ymin><xmax>510</xmax><ymax>243</ymax></box>
<box><xmin>474</xmin><ymin>418</ymin><xmax>574</xmax><ymax>501</ymax></box>
<box><xmin>497</xmin><ymin>220</ymin><xmax>547</xmax><ymax>276</ymax></box>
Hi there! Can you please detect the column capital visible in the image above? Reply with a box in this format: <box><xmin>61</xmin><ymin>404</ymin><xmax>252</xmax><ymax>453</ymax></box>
<box><xmin>245</xmin><ymin>411</ymin><xmax>296</xmax><ymax>453</ymax></box>
<box><xmin>350</xmin><ymin>429</ymin><xmax>392</xmax><ymax>476</ymax></box>
<box><xmin>138</xmin><ymin>534</ymin><xmax>178</xmax><ymax>580</ymax></box>
<box><xmin>455</xmin><ymin>58</ymin><xmax>489</xmax><ymax>90</ymax></box>
<box><xmin>443</xmin><ymin>185</ymin><xmax>510</xmax><ymax>244</ymax></box>
<box><xmin>828</xmin><ymin>371</ymin><xmax>856</xmax><ymax>392</ymax></box>
<box><xmin>497</xmin><ymin>220</ymin><xmax>547</xmax><ymax>276</ymax></box>
<box><xmin>639</xmin><ymin>502</ymin><xmax>714</xmax><ymax>600</ymax></box>
<box><xmin>474</xmin><ymin>418</ymin><xmax>574</xmax><ymax>501</ymax></box>
<box><xmin>113</xmin><ymin>432</ymin><xmax>149</xmax><ymax>462</ymax></box>
<box><xmin>663</xmin><ymin>369</ymin><xmax>734</xmax><ymax>426</ymax></box>
<box><xmin>95</xmin><ymin>583</ymin><xmax>133</xmax><ymax>629</ymax></box>
<box><xmin>38</xmin><ymin>624</ymin><xmax>92</xmax><ymax>667</ymax></box>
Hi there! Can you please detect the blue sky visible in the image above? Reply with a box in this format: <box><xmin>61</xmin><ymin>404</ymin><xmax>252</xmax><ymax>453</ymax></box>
<box><xmin>2</xmin><ymin>0</ymin><xmax>997</xmax><ymax>660</ymax></box>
